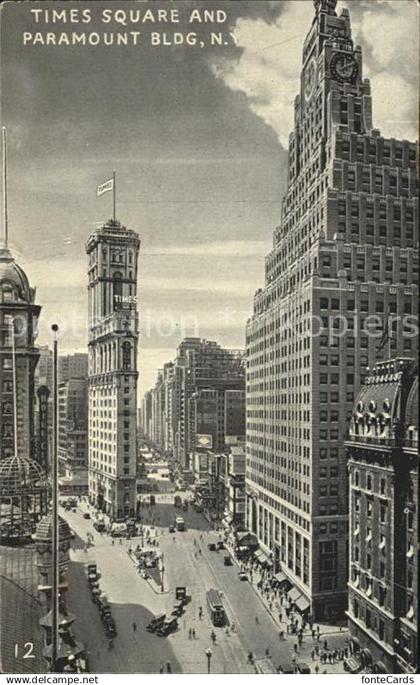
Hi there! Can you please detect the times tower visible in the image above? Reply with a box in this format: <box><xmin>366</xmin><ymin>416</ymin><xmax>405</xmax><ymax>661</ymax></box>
<box><xmin>86</xmin><ymin>219</ymin><xmax>140</xmax><ymax>520</ymax></box>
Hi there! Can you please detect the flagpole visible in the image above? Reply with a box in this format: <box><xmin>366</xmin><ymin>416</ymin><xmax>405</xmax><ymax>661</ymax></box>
<box><xmin>113</xmin><ymin>171</ymin><xmax>116</xmax><ymax>222</ymax></box>
<box><xmin>388</xmin><ymin>311</ymin><xmax>392</xmax><ymax>360</ymax></box>
<box><xmin>2</xmin><ymin>127</ymin><xmax>8</xmax><ymax>247</ymax></box>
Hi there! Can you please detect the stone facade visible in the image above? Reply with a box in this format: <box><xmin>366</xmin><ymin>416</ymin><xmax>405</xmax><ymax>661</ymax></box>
<box><xmin>245</xmin><ymin>0</ymin><xmax>418</xmax><ymax>621</ymax></box>
<box><xmin>86</xmin><ymin>219</ymin><xmax>140</xmax><ymax>520</ymax></box>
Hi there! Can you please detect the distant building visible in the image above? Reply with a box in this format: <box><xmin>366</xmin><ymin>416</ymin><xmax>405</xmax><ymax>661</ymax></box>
<box><xmin>224</xmin><ymin>445</ymin><xmax>246</xmax><ymax>529</ymax></box>
<box><xmin>35</xmin><ymin>345</ymin><xmax>53</xmax><ymax>392</ymax></box>
<box><xmin>346</xmin><ymin>358</ymin><xmax>418</xmax><ymax>673</ymax></box>
<box><xmin>143</xmin><ymin>338</ymin><xmax>245</xmax><ymax>472</ymax></box>
<box><xmin>57</xmin><ymin>377</ymin><xmax>88</xmax><ymax>494</ymax></box>
<box><xmin>58</xmin><ymin>352</ymin><xmax>88</xmax><ymax>385</ymax></box>
<box><xmin>86</xmin><ymin>219</ymin><xmax>140</xmax><ymax>519</ymax></box>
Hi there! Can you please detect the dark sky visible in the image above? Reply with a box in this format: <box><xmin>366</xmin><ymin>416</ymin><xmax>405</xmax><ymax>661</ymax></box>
<box><xmin>1</xmin><ymin>0</ymin><xmax>417</xmax><ymax>393</ymax></box>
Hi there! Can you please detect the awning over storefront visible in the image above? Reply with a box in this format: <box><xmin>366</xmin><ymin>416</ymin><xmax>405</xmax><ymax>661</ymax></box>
<box><xmin>287</xmin><ymin>587</ymin><xmax>302</xmax><ymax>602</ymax></box>
<box><xmin>274</xmin><ymin>571</ymin><xmax>287</xmax><ymax>584</ymax></box>
<box><xmin>236</xmin><ymin>532</ymin><xmax>258</xmax><ymax>548</ymax></box>
<box><xmin>254</xmin><ymin>549</ymin><xmax>272</xmax><ymax>565</ymax></box>
<box><xmin>374</xmin><ymin>662</ymin><xmax>387</xmax><ymax>674</ymax></box>
<box><xmin>295</xmin><ymin>595</ymin><xmax>310</xmax><ymax>612</ymax></box>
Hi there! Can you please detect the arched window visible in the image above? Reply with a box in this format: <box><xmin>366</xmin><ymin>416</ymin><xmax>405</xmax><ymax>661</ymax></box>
<box><xmin>113</xmin><ymin>271</ymin><xmax>123</xmax><ymax>310</ymax></box>
<box><xmin>122</xmin><ymin>342</ymin><xmax>131</xmax><ymax>370</ymax></box>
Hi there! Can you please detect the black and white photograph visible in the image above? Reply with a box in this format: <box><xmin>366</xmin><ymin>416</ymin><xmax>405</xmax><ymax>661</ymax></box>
<box><xmin>0</xmin><ymin>0</ymin><xmax>418</xmax><ymax>678</ymax></box>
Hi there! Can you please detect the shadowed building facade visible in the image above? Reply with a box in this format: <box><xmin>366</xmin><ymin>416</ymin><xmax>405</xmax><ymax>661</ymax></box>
<box><xmin>346</xmin><ymin>359</ymin><xmax>418</xmax><ymax>673</ymax></box>
<box><xmin>245</xmin><ymin>0</ymin><xmax>418</xmax><ymax>620</ymax></box>
<box><xmin>86</xmin><ymin>219</ymin><xmax>140</xmax><ymax>520</ymax></box>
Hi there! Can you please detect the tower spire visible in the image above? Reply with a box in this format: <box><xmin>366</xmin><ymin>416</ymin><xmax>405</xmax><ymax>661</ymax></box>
<box><xmin>2</xmin><ymin>127</ymin><xmax>9</xmax><ymax>248</ymax></box>
<box><xmin>314</xmin><ymin>0</ymin><xmax>337</xmax><ymax>16</ymax></box>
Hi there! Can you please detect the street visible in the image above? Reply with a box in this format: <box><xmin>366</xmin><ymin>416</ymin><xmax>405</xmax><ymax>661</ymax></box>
<box><xmin>63</xmin><ymin>494</ymin><xmax>347</xmax><ymax>673</ymax></box>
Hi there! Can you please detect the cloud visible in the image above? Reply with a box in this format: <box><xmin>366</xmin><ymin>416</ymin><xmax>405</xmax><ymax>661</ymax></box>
<box><xmin>212</xmin><ymin>0</ymin><xmax>418</xmax><ymax>146</ymax></box>
<box><xmin>348</xmin><ymin>0</ymin><xmax>419</xmax><ymax>140</ymax></box>
<box><xmin>143</xmin><ymin>239</ymin><xmax>269</xmax><ymax>257</ymax></box>
<box><xmin>211</xmin><ymin>1</ymin><xmax>309</xmax><ymax>147</ymax></box>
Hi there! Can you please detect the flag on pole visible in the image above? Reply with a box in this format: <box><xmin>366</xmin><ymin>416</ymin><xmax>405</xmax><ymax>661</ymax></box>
<box><xmin>97</xmin><ymin>178</ymin><xmax>114</xmax><ymax>197</ymax></box>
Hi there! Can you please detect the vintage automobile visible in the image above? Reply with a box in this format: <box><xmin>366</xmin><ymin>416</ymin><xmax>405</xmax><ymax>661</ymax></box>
<box><xmin>175</xmin><ymin>587</ymin><xmax>188</xmax><ymax>603</ymax></box>
<box><xmin>171</xmin><ymin>600</ymin><xmax>184</xmax><ymax>617</ymax></box>
<box><xmin>238</xmin><ymin>571</ymin><xmax>249</xmax><ymax>581</ymax></box>
<box><xmin>223</xmin><ymin>555</ymin><xmax>233</xmax><ymax>566</ymax></box>
<box><xmin>156</xmin><ymin>616</ymin><xmax>178</xmax><ymax>637</ymax></box>
<box><xmin>168</xmin><ymin>524</ymin><xmax>176</xmax><ymax>533</ymax></box>
<box><xmin>83</xmin><ymin>512</ymin><xmax>91</xmax><ymax>519</ymax></box>
<box><xmin>146</xmin><ymin>613</ymin><xmax>166</xmax><ymax>633</ymax></box>
<box><xmin>216</xmin><ymin>541</ymin><xmax>225</xmax><ymax>550</ymax></box>
<box><xmin>110</xmin><ymin>523</ymin><xmax>127</xmax><ymax>537</ymax></box>
<box><xmin>277</xmin><ymin>663</ymin><xmax>296</xmax><ymax>674</ymax></box>
<box><xmin>104</xmin><ymin>616</ymin><xmax>117</xmax><ymax>637</ymax></box>
<box><xmin>93</xmin><ymin>519</ymin><xmax>106</xmax><ymax>532</ymax></box>
<box><xmin>254</xmin><ymin>658</ymin><xmax>277</xmax><ymax>674</ymax></box>
<box><xmin>207</xmin><ymin>543</ymin><xmax>217</xmax><ymax>551</ymax></box>
<box><xmin>343</xmin><ymin>655</ymin><xmax>363</xmax><ymax>673</ymax></box>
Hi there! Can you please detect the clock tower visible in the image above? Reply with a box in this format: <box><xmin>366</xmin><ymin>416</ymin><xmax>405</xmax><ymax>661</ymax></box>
<box><xmin>246</xmin><ymin>0</ymin><xmax>418</xmax><ymax>623</ymax></box>
<box><xmin>86</xmin><ymin>219</ymin><xmax>140</xmax><ymax>520</ymax></box>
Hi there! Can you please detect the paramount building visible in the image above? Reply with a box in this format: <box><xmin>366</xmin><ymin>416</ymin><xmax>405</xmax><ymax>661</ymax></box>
<box><xmin>86</xmin><ymin>219</ymin><xmax>140</xmax><ymax>520</ymax></box>
<box><xmin>245</xmin><ymin>0</ymin><xmax>418</xmax><ymax>621</ymax></box>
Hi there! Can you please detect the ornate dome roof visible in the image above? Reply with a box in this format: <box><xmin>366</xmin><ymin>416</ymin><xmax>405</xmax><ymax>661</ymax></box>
<box><xmin>0</xmin><ymin>454</ymin><xmax>48</xmax><ymax>496</ymax></box>
<box><xmin>0</xmin><ymin>245</ymin><xmax>33</xmax><ymax>303</ymax></box>
<box><xmin>34</xmin><ymin>512</ymin><xmax>72</xmax><ymax>542</ymax></box>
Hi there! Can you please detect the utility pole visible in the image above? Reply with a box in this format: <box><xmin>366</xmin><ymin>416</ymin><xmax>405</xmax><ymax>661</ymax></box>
<box><xmin>51</xmin><ymin>324</ymin><xmax>59</xmax><ymax>672</ymax></box>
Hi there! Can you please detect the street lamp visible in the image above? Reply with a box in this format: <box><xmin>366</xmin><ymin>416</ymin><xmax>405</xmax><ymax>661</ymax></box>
<box><xmin>205</xmin><ymin>647</ymin><xmax>212</xmax><ymax>674</ymax></box>
<box><xmin>161</xmin><ymin>553</ymin><xmax>165</xmax><ymax>592</ymax></box>
<box><xmin>51</xmin><ymin>324</ymin><xmax>60</xmax><ymax>672</ymax></box>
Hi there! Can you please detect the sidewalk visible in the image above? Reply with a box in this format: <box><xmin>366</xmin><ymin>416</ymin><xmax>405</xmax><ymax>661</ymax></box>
<box><xmin>222</xmin><ymin>534</ymin><xmax>349</xmax><ymax>674</ymax></box>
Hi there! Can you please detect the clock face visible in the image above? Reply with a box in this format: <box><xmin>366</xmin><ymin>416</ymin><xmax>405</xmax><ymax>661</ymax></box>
<box><xmin>304</xmin><ymin>59</ymin><xmax>316</xmax><ymax>100</ymax></box>
<box><xmin>330</xmin><ymin>52</ymin><xmax>358</xmax><ymax>83</ymax></box>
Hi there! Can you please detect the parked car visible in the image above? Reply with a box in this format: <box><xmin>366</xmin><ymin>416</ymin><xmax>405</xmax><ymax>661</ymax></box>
<box><xmin>93</xmin><ymin>520</ymin><xmax>105</xmax><ymax>532</ymax></box>
<box><xmin>171</xmin><ymin>600</ymin><xmax>184</xmax><ymax>617</ymax></box>
<box><xmin>175</xmin><ymin>587</ymin><xmax>189</xmax><ymax>604</ymax></box>
<box><xmin>238</xmin><ymin>571</ymin><xmax>249</xmax><ymax>581</ymax></box>
<box><xmin>343</xmin><ymin>656</ymin><xmax>363</xmax><ymax>674</ymax></box>
<box><xmin>146</xmin><ymin>613</ymin><xmax>166</xmax><ymax>633</ymax></box>
<box><xmin>83</xmin><ymin>512</ymin><xmax>91</xmax><ymax>519</ymax></box>
<box><xmin>208</xmin><ymin>543</ymin><xmax>217</xmax><ymax>551</ymax></box>
<box><xmin>157</xmin><ymin>617</ymin><xmax>178</xmax><ymax>637</ymax></box>
<box><xmin>296</xmin><ymin>663</ymin><xmax>311</xmax><ymax>674</ymax></box>
<box><xmin>169</xmin><ymin>524</ymin><xmax>176</xmax><ymax>533</ymax></box>
<box><xmin>104</xmin><ymin>617</ymin><xmax>117</xmax><ymax>637</ymax></box>
<box><xmin>216</xmin><ymin>541</ymin><xmax>224</xmax><ymax>550</ymax></box>
<box><xmin>278</xmin><ymin>663</ymin><xmax>296</xmax><ymax>674</ymax></box>
<box><xmin>224</xmin><ymin>555</ymin><xmax>233</xmax><ymax>566</ymax></box>
<box><xmin>254</xmin><ymin>658</ymin><xmax>277</xmax><ymax>674</ymax></box>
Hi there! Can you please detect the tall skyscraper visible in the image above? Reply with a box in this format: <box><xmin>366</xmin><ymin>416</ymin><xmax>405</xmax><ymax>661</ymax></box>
<box><xmin>0</xmin><ymin>245</ymin><xmax>41</xmax><ymax>463</ymax></box>
<box><xmin>86</xmin><ymin>219</ymin><xmax>140</xmax><ymax>520</ymax></box>
<box><xmin>245</xmin><ymin>0</ymin><xmax>418</xmax><ymax>620</ymax></box>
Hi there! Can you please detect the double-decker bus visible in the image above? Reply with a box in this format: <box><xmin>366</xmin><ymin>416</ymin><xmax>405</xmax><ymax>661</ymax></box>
<box><xmin>206</xmin><ymin>589</ymin><xmax>226</xmax><ymax>626</ymax></box>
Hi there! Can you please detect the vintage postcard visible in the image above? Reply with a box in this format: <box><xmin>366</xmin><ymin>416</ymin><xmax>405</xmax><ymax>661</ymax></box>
<box><xmin>0</xmin><ymin>0</ymin><xmax>418</xmax><ymax>678</ymax></box>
